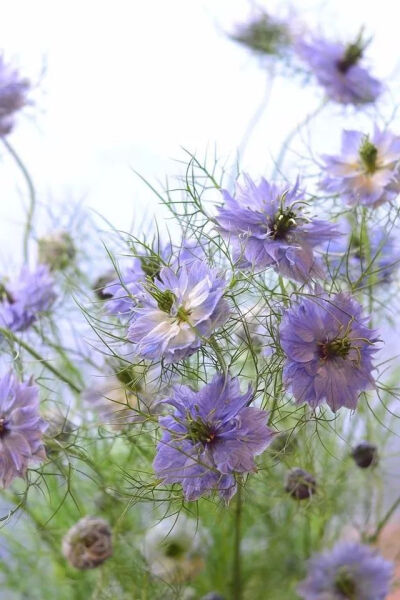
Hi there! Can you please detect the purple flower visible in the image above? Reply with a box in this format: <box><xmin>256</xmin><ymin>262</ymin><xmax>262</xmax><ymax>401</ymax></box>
<box><xmin>0</xmin><ymin>56</ymin><xmax>30</xmax><ymax>136</ymax></box>
<box><xmin>295</xmin><ymin>32</ymin><xmax>382</xmax><ymax>104</ymax></box>
<box><xmin>128</xmin><ymin>262</ymin><xmax>229</xmax><ymax>363</ymax></box>
<box><xmin>280</xmin><ymin>292</ymin><xmax>379</xmax><ymax>412</ymax></box>
<box><xmin>153</xmin><ymin>373</ymin><xmax>273</xmax><ymax>502</ymax></box>
<box><xmin>321</xmin><ymin>128</ymin><xmax>400</xmax><ymax>207</ymax></box>
<box><xmin>216</xmin><ymin>176</ymin><xmax>339</xmax><ymax>283</ymax></box>
<box><xmin>298</xmin><ymin>541</ymin><xmax>393</xmax><ymax>599</ymax></box>
<box><xmin>0</xmin><ymin>265</ymin><xmax>56</xmax><ymax>332</ymax></box>
<box><xmin>0</xmin><ymin>372</ymin><xmax>47</xmax><ymax>487</ymax></box>
<box><xmin>326</xmin><ymin>220</ymin><xmax>399</xmax><ymax>285</ymax></box>
<box><xmin>105</xmin><ymin>240</ymin><xmax>205</xmax><ymax>317</ymax></box>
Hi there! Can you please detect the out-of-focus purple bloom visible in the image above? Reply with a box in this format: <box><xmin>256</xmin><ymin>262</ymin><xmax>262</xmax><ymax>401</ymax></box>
<box><xmin>153</xmin><ymin>373</ymin><xmax>273</xmax><ymax>502</ymax></box>
<box><xmin>0</xmin><ymin>372</ymin><xmax>47</xmax><ymax>487</ymax></box>
<box><xmin>216</xmin><ymin>176</ymin><xmax>339</xmax><ymax>283</ymax></box>
<box><xmin>326</xmin><ymin>220</ymin><xmax>399</xmax><ymax>285</ymax></box>
<box><xmin>105</xmin><ymin>240</ymin><xmax>205</xmax><ymax>317</ymax></box>
<box><xmin>295</xmin><ymin>32</ymin><xmax>382</xmax><ymax>104</ymax></box>
<box><xmin>0</xmin><ymin>56</ymin><xmax>30</xmax><ymax>136</ymax></box>
<box><xmin>0</xmin><ymin>265</ymin><xmax>56</xmax><ymax>332</ymax></box>
<box><xmin>128</xmin><ymin>262</ymin><xmax>229</xmax><ymax>363</ymax></box>
<box><xmin>280</xmin><ymin>292</ymin><xmax>379</xmax><ymax>412</ymax></box>
<box><xmin>321</xmin><ymin>128</ymin><xmax>400</xmax><ymax>207</ymax></box>
<box><xmin>298</xmin><ymin>541</ymin><xmax>393</xmax><ymax>599</ymax></box>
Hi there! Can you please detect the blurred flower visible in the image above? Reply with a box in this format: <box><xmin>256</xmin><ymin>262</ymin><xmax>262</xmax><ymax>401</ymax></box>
<box><xmin>295</xmin><ymin>31</ymin><xmax>382</xmax><ymax>104</ymax></box>
<box><xmin>216</xmin><ymin>176</ymin><xmax>339</xmax><ymax>283</ymax></box>
<box><xmin>43</xmin><ymin>409</ymin><xmax>75</xmax><ymax>456</ymax></box>
<box><xmin>325</xmin><ymin>220</ymin><xmax>399</xmax><ymax>285</ymax></box>
<box><xmin>231</xmin><ymin>12</ymin><xmax>291</xmax><ymax>58</ymax></box>
<box><xmin>0</xmin><ymin>265</ymin><xmax>56</xmax><ymax>332</ymax></box>
<box><xmin>153</xmin><ymin>374</ymin><xmax>273</xmax><ymax>502</ymax></box>
<box><xmin>352</xmin><ymin>441</ymin><xmax>378</xmax><ymax>468</ymax></box>
<box><xmin>83</xmin><ymin>365</ymin><xmax>163</xmax><ymax>430</ymax></box>
<box><xmin>142</xmin><ymin>515</ymin><xmax>208</xmax><ymax>583</ymax></box>
<box><xmin>0</xmin><ymin>371</ymin><xmax>47</xmax><ymax>487</ymax></box>
<box><xmin>128</xmin><ymin>262</ymin><xmax>229</xmax><ymax>363</ymax></box>
<box><xmin>297</xmin><ymin>541</ymin><xmax>393</xmax><ymax>599</ymax></box>
<box><xmin>285</xmin><ymin>467</ymin><xmax>316</xmax><ymax>500</ymax></box>
<box><xmin>0</xmin><ymin>55</ymin><xmax>30</xmax><ymax>136</ymax></box>
<box><xmin>321</xmin><ymin>128</ymin><xmax>400</xmax><ymax>207</ymax></box>
<box><xmin>62</xmin><ymin>516</ymin><xmax>112</xmax><ymax>570</ymax></box>
<box><xmin>38</xmin><ymin>231</ymin><xmax>76</xmax><ymax>271</ymax></box>
<box><xmin>280</xmin><ymin>292</ymin><xmax>379</xmax><ymax>411</ymax></box>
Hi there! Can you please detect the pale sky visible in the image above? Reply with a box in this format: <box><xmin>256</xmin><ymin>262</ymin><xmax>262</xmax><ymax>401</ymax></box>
<box><xmin>0</xmin><ymin>0</ymin><xmax>399</xmax><ymax>265</ymax></box>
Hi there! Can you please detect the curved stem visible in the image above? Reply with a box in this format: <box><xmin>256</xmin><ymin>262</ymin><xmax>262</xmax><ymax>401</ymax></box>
<box><xmin>232</xmin><ymin>479</ymin><xmax>243</xmax><ymax>600</ymax></box>
<box><xmin>271</xmin><ymin>98</ymin><xmax>328</xmax><ymax>179</ymax></box>
<box><xmin>0</xmin><ymin>328</ymin><xmax>82</xmax><ymax>394</ymax></box>
<box><xmin>368</xmin><ymin>495</ymin><xmax>400</xmax><ymax>543</ymax></box>
<box><xmin>1</xmin><ymin>137</ymin><xmax>36</xmax><ymax>262</ymax></box>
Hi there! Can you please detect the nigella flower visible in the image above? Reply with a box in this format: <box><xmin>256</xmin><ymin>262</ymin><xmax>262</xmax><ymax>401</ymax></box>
<box><xmin>0</xmin><ymin>372</ymin><xmax>47</xmax><ymax>487</ymax></box>
<box><xmin>297</xmin><ymin>541</ymin><xmax>393</xmax><ymax>599</ymax></box>
<box><xmin>295</xmin><ymin>31</ymin><xmax>382</xmax><ymax>104</ymax></box>
<box><xmin>280</xmin><ymin>292</ymin><xmax>379</xmax><ymax>412</ymax></box>
<box><xmin>142</xmin><ymin>515</ymin><xmax>208</xmax><ymax>583</ymax></box>
<box><xmin>326</xmin><ymin>221</ymin><xmax>399</xmax><ymax>286</ymax></box>
<box><xmin>62</xmin><ymin>516</ymin><xmax>112</xmax><ymax>570</ymax></box>
<box><xmin>0</xmin><ymin>56</ymin><xmax>30</xmax><ymax>136</ymax></box>
<box><xmin>128</xmin><ymin>262</ymin><xmax>229</xmax><ymax>363</ymax></box>
<box><xmin>105</xmin><ymin>240</ymin><xmax>204</xmax><ymax>317</ymax></box>
<box><xmin>321</xmin><ymin>128</ymin><xmax>400</xmax><ymax>207</ymax></box>
<box><xmin>216</xmin><ymin>176</ymin><xmax>339</xmax><ymax>283</ymax></box>
<box><xmin>0</xmin><ymin>265</ymin><xmax>56</xmax><ymax>332</ymax></box>
<box><xmin>153</xmin><ymin>374</ymin><xmax>273</xmax><ymax>502</ymax></box>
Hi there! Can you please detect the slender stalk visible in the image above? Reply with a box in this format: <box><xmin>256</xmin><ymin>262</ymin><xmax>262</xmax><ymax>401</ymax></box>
<box><xmin>1</xmin><ymin>137</ymin><xmax>36</xmax><ymax>262</ymax></box>
<box><xmin>0</xmin><ymin>328</ymin><xmax>82</xmax><ymax>394</ymax></box>
<box><xmin>368</xmin><ymin>495</ymin><xmax>400</xmax><ymax>543</ymax></box>
<box><xmin>232</xmin><ymin>478</ymin><xmax>243</xmax><ymax>600</ymax></box>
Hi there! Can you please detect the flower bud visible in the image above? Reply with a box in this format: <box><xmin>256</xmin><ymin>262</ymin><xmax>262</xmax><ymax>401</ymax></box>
<box><xmin>285</xmin><ymin>467</ymin><xmax>316</xmax><ymax>500</ymax></box>
<box><xmin>38</xmin><ymin>232</ymin><xmax>76</xmax><ymax>271</ymax></box>
<box><xmin>351</xmin><ymin>441</ymin><xmax>378</xmax><ymax>468</ymax></box>
<box><xmin>43</xmin><ymin>409</ymin><xmax>75</xmax><ymax>456</ymax></box>
<box><xmin>62</xmin><ymin>516</ymin><xmax>112</xmax><ymax>570</ymax></box>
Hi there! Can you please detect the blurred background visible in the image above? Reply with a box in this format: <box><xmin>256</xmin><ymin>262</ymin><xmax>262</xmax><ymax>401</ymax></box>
<box><xmin>0</xmin><ymin>0</ymin><xmax>399</xmax><ymax>262</ymax></box>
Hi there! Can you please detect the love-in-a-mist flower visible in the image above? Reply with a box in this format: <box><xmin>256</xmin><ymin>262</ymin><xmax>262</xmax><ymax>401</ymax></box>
<box><xmin>62</xmin><ymin>516</ymin><xmax>112</xmax><ymax>570</ymax></box>
<box><xmin>297</xmin><ymin>542</ymin><xmax>393</xmax><ymax>600</ymax></box>
<box><xmin>216</xmin><ymin>176</ymin><xmax>339</xmax><ymax>283</ymax></box>
<box><xmin>153</xmin><ymin>374</ymin><xmax>273</xmax><ymax>502</ymax></box>
<box><xmin>128</xmin><ymin>262</ymin><xmax>229</xmax><ymax>363</ymax></box>
<box><xmin>280</xmin><ymin>293</ymin><xmax>379</xmax><ymax>412</ymax></box>
<box><xmin>142</xmin><ymin>515</ymin><xmax>208</xmax><ymax>583</ymax></box>
<box><xmin>321</xmin><ymin>128</ymin><xmax>400</xmax><ymax>207</ymax></box>
<box><xmin>0</xmin><ymin>56</ymin><xmax>30</xmax><ymax>136</ymax></box>
<box><xmin>295</xmin><ymin>31</ymin><xmax>382</xmax><ymax>104</ymax></box>
<box><xmin>0</xmin><ymin>372</ymin><xmax>47</xmax><ymax>487</ymax></box>
<box><xmin>0</xmin><ymin>265</ymin><xmax>56</xmax><ymax>332</ymax></box>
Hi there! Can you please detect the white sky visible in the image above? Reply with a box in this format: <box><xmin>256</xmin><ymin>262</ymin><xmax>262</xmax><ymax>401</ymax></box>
<box><xmin>0</xmin><ymin>0</ymin><xmax>399</xmax><ymax>265</ymax></box>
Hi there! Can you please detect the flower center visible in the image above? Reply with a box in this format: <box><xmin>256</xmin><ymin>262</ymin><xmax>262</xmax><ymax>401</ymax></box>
<box><xmin>337</xmin><ymin>42</ymin><xmax>363</xmax><ymax>73</ymax></box>
<box><xmin>359</xmin><ymin>136</ymin><xmax>379</xmax><ymax>174</ymax></box>
<box><xmin>318</xmin><ymin>336</ymin><xmax>351</xmax><ymax>360</ymax></box>
<box><xmin>334</xmin><ymin>567</ymin><xmax>357</xmax><ymax>598</ymax></box>
<box><xmin>270</xmin><ymin>209</ymin><xmax>297</xmax><ymax>240</ymax></box>
<box><xmin>163</xmin><ymin>541</ymin><xmax>185</xmax><ymax>558</ymax></box>
<box><xmin>187</xmin><ymin>417</ymin><xmax>216</xmax><ymax>445</ymax></box>
<box><xmin>0</xmin><ymin>417</ymin><xmax>9</xmax><ymax>438</ymax></box>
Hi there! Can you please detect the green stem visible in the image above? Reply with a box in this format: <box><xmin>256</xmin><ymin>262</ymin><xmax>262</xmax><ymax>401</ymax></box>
<box><xmin>1</xmin><ymin>137</ymin><xmax>36</xmax><ymax>262</ymax></box>
<box><xmin>0</xmin><ymin>328</ymin><xmax>82</xmax><ymax>394</ymax></box>
<box><xmin>368</xmin><ymin>495</ymin><xmax>400</xmax><ymax>543</ymax></box>
<box><xmin>233</xmin><ymin>479</ymin><xmax>243</xmax><ymax>600</ymax></box>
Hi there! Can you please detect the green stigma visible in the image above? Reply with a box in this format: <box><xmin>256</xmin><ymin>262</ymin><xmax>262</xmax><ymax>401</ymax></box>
<box><xmin>187</xmin><ymin>417</ymin><xmax>215</xmax><ymax>445</ymax></box>
<box><xmin>334</xmin><ymin>567</ymin><xmax>357</xmax><ymax>598</ymax></box>
<box><xmin>337</xmin><ymin>30</ymin><xmax>367</xmax><ymax>73</ymax></box>
<box><xmin>319</xmin><ymin>336</ymin><xmax>351</xmax><ymax>360</ymax></box>
<box><xmin>359</xmin><ymin>136</ymin><xmax>379</xmax><ymax>174</ymax></box>
<box><xmin>271</xmin><ymin>208</ymin><xmax>297</xmax><ymax>240</ymax></box>
<box><xmin>163</xmin><ymin>541</ymin><xmax>185</xmax><ymax>558</ymax></box>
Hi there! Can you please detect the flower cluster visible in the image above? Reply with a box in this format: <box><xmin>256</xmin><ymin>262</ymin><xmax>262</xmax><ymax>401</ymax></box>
<box><xmin>153</xmin><ymin>374</ymin><xmax>273</xmax><ymax>502</ymax></box>
<box><xmin>216</xmin><ymin>176</ymin><xmax>339</xmax><ymax>283</ymax></box>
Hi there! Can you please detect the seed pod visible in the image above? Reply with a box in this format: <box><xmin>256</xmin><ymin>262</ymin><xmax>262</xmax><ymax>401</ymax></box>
<box><xmin>285</xmin><ymin>467</ymin><xmax>316</xmax><ymax>500</ymax></box>
<box><xmin>351</xmin><ymin>441</ymin><xmax>378</xmax><ymax>468</ymax></box>
<box><xmin>62</xmin><ymin>516</ymin><xmax>112</xmax><ymax>570</ymax></box>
